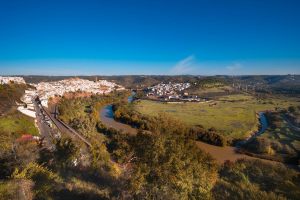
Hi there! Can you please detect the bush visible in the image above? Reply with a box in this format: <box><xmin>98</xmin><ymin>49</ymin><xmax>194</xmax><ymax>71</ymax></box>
<box><xmin>213</xmin><ymin>159</ymin><xmax>300</xmax><ymax>200</ymax></box>
<box><xmin>12</xmin><ymin>162</ymin><xmax>62</xmax><ymax>199</ymax></box>
<box><xmin>0</xmin><ymin>179</ymin><xmax>34</xmax><ymax>200</ymax></box>
<box><xmin>189</xmin><ymin>126</ymin><xmax>227</xmax><ymax>146</ymax></box>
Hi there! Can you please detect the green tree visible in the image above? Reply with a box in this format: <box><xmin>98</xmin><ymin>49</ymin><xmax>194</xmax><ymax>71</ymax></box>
<box><xmin>128</xmin><ymin>132</ymin><xmax>218</xmax><ymax>199</ymax></box>
<box><xmin>213</xmin><ymin>159</ymin><xmax>300</xmax><ymax>200</ymax></box>
<box><xmin>53</xmin><ymin>137</ymin><xmax>79</xmax><ymax>169</ymax></box>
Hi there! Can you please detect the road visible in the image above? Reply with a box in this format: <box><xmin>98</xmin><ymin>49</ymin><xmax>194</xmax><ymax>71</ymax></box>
<box><xmin>34</xmin><ymin>97</ymin><xmax>92</xmax><ymax>167</ymax></box>
<box><xmin>44</xmin><ymin>104</ymin><xmax>92</xmax><ymax>147</ymax></box>
<box><xmin>33</xmin><ymin>100</ymin><xmax>55</xmax><ymax>149</ymax></box>
<box><xmin>33</xmin><ymin>96</ymin><xmax>91</xmax><ymax>148</ymax></box>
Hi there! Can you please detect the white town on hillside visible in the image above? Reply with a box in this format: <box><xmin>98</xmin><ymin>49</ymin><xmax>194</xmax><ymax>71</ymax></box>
<box><xmin>0</xmin><ymin>76</ymin><xmax>26</xmax><ymax>84</ymax></box>
<box><xmin>33</xmin><ymin>78</ymin><xmax>124</xmax><ymax>107</ymax></box>
<box><xmin>146</xmin><ymin>82</ymin><xmax>207</xmax><ymax>102</ymax></box>
<box><xmin>147</xmin><ymin>82</ymin><xmax>191</xmax><ymax>97</ymax></box>
<box><xmin>1</xmin><ymin>77</ymin><xmax>125</xmax><ymax>118</ymax></box>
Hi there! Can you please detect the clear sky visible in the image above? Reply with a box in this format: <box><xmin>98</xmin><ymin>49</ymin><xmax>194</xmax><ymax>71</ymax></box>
<box><xmin>0</xmin><ymin>0</ymin><xmax>299</xmax><ymax>75</ymax></box>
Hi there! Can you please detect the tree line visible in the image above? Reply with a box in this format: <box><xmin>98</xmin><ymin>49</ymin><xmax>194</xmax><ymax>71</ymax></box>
<box><xmin>113</xmin><ymin>103</ymin><xmax>227</xmax><ymax>146</ymax></box>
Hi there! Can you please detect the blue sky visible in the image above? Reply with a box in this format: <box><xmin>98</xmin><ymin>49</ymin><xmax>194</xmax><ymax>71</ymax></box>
<box><xmin>0</xmin><ymin>0</ymin><xmax>299</xmax><ymax>75</ymax></box>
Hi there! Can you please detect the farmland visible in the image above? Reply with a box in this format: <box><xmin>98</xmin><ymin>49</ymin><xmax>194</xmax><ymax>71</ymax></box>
<box><xmin>134</xmin><ymin>94</ymin><xmax>299</xmax><ymax>139</ymax></box>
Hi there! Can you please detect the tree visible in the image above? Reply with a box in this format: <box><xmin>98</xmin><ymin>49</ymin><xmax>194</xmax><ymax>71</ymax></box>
<box><xmin>53</xmin><ymin>137</ymin><xmax>79</xmax><ymax>169</ymax></box>
<box><xmin>128</xmin><ymin>132</ymin><xmax>218</xmax><ymax>199</ymax></box>
<box><xmin>213</xmin><ymin>159</ymin><xmax>300</xmax><ymax>200</ymax></box>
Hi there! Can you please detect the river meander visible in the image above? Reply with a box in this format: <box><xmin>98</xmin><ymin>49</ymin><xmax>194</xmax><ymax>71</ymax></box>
<box><xmin>99</xmin><ymin>94</ymin><xmax>272</xmax><ymax>164</ymax></box>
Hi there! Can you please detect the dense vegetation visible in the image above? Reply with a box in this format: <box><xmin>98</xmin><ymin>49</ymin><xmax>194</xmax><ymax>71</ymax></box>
<box><xmin>126</xmin><ymin>132</ymin><xmax>218</xmax><ymax>199</ymax></box>
<box><xmin>213</xmin><ymin>159</ymin><xmax>300</xmax><ymax>200</ymax></box>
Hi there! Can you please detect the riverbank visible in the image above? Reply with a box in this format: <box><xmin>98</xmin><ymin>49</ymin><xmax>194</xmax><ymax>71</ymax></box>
<box><xmin>196</xmin><ymin>141</ymin><xmax>263</xmax><ymax>164</ymax></box>
<box><xmin>236</xmin><ymin>112</ymin><xmax>268</xmax><ymax>146</ymax></box>
<box><xmin>100</xmin><ymin>105</ymin><xmax>137</xmax><ymax>135</ymax></box>
<box><xmin>99</xmin><ymin>104</ymin><xmax>282</xmax><ymax>164</ymax></box>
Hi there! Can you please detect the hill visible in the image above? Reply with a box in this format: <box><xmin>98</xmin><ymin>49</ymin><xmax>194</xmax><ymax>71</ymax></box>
<box><xmin>0</xmin><ymin>83</ymin><xmax>28</xmax><ymax>115</ymax></box>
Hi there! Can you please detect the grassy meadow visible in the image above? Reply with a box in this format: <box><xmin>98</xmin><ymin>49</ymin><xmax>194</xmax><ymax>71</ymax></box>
<box><xmin>186</xmin><ymin>85</ymin><xmax>235</xmax><ymax>97</ymax></box>
<box><xmin>260</xmin><ymin>113</ymin><xmax>300</xmax><ymax>156</ymax></box>
<box><xmin>134</xmin><ymin>94</ymin><xmax>299</xmax><ymax>139</ymax></box>
<box><xmin>0</xmin><ymin>110</ymin><xmax>38</xmax><ymax>153</ymax></box>
<box><xmin>0</xmin><ymin>111</ymin><xmax>38</xmax><ymax>136</ymax></box>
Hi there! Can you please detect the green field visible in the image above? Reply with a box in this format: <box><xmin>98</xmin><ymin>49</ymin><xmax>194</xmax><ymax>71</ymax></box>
<box><xmin>0</xmin><ymin>111</ymin><xmax>38</xmax><ymax>136</ymax></box>
<box><xmin>0</xmin><ymin>111</ymin><xmax>38</xmax><ymax>152</ymax></box>
<box><xmin>134</xmin><ymin>94</ymin><xmax>299</xmax><ymax>139</ymax></box>
<box><xmin>186</xmin><ymin>85</ymin><xmax>235</xmax><ymax>97</ymax></box>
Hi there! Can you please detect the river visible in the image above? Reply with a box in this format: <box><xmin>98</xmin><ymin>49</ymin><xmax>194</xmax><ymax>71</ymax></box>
<box><xmin>235</xmin><ymin>112</ymin><xmax>268</xmax><ymax>147</ymax></box>
<box><xmin>100</xmin><ymin>104</ymin><xmax>137</xmax><ymax>135</ymax></box>
<box><xmin>99</xmin><ymin>94</ymin><xmax>271</xmax><ymax>164</ymax></box>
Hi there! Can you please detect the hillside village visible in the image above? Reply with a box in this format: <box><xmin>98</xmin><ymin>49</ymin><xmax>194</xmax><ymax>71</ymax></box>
<box><xmin>13</xmin><ymin>77</ymin><xmax>125</xmax><ymax>118</ymax></box>
<box><xmin>33</xmin><ymin>78</ymin><xmax>124</xmax><ymax>106</ymax></box>
<box><xmin>146</xmin><ymin>82</ymin><xmax>205</xmax><ymax>101</ymax></box>
<box><xmin>0</xmin><ymin>76</ymin><xmax>26</xmax><ymax>84</ymax></box>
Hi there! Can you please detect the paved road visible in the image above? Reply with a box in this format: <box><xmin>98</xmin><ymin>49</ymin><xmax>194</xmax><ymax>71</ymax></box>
<box><xmin>33</xmin><ymin>100</ymin><xmax>55</xmax><ymax>149</ymax></box>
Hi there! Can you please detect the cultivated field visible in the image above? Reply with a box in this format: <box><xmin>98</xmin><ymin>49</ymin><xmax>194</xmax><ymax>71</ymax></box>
<box><xmin>134</xmin><ymin>94</ymin><xmax>299</xmax><ymax>139</ymax></box>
